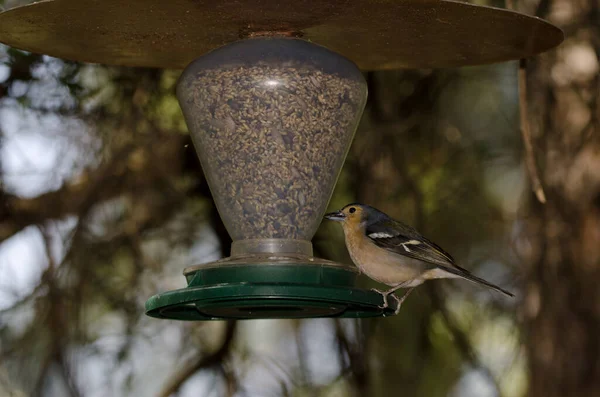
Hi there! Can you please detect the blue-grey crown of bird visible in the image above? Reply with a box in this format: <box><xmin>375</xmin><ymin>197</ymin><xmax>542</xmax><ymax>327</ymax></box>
<box><xmin>324</xmin><ymin>203</ymin><xmax>513</xmax><ymax>314</ymax></box>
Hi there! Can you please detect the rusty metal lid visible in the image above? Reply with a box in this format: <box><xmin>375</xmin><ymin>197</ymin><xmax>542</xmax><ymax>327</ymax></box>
<box><xmin>0</xmin><ymin>0</ymin><xmax>563</xmax><ymax>69</ymax></box>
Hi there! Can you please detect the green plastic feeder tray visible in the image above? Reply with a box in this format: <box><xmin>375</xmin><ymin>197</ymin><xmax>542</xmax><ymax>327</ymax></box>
<box><xmin>145</xmin><ymin>255</ymin><xmax>398</xmax><ymax>320</ymax></box>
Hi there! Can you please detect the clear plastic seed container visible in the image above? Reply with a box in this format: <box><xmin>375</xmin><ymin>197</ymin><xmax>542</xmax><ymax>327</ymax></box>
<box><xmin>177</xmin><ymin>37</ymin><xmax>367</xmax><ymax>256</ymax></box>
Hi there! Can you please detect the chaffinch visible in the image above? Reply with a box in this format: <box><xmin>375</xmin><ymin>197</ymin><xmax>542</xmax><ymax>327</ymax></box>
<box><xmin>325</xmin><ymin>203</ymin><xmax>513</xmax><ymax>314</ymax></box>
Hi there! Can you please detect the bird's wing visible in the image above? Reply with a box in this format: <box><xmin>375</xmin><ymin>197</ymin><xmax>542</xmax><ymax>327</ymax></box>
<box><xmin>366</xmin><ymin>219</ymin><xmax>465</xmax><ymax>270</ymax></box>
<box><xmin>366</xmin><ymin>219</ymin><xmax>514</xmax><ymax>297</ymax></box>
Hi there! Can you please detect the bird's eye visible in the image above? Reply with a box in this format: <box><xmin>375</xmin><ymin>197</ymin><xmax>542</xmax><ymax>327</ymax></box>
<box><xmin>349</xmin><ymin>207</ymin><xmax>356</xmax><ymax>214</ymax></box>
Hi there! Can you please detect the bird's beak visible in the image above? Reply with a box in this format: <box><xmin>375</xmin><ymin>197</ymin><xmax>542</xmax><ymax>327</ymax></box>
<box><xmin>324</xmin><ymin>210</ymin><xmax>346</xmax><ymax>222</ymax></box>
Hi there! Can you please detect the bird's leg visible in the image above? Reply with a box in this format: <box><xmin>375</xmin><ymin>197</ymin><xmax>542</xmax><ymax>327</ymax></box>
<box><xmin>371</xmin><ymin>282</ymin><xmax>409</xmax><ymax>309</ymax></box>
<box><xmin>392</xmin><ymin>287</ymin><xmax>415</xmax><ymax>315</ymax></box>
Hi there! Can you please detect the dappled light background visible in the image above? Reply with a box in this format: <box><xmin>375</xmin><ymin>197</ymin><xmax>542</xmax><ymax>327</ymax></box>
<box><xmin>1</xmin><ymin>0</ymin><xmax>598</xmax><ymax>396</ymax></box>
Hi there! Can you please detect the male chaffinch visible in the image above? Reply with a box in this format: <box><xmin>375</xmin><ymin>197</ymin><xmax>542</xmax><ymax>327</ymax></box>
<box><xmin>325</xmin><ymin>203</ymin><xmax>513</xmax><ymax>314</ymax></box>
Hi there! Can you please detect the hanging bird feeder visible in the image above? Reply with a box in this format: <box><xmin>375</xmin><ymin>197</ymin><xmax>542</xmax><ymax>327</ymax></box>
<box><xmin>0</xmin><ymin>0</ymin><xmax>563</xmax><ymax>320</ymax></box>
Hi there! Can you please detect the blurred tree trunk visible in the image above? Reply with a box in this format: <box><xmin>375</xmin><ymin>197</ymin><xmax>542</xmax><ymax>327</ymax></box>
<box><xmin>522</xmin><ymin>1</ymin><xmax>600</xmax><ymax>396</ymax></box>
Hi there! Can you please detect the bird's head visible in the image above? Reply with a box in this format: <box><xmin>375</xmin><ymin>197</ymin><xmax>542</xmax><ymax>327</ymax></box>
<box><xmin>324</xmin><ymin>203</ymin><xmax>377</xmax><ymax>229</ymax></box>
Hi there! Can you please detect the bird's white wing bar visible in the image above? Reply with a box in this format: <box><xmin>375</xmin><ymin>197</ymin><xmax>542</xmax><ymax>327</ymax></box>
<box><xmin>367</xmin><ymin>231</ymin><xmax>423</xmax><ymax>252</ymax></box>
<box><xmin>400</xmin><ymin>240</ymin><xmax>422</xmax><ymax>252</ymax></box>
<box><xmin>368</xmin><ymin>232</ymin><xmax>398</xmax><ymax>239</ymax></box>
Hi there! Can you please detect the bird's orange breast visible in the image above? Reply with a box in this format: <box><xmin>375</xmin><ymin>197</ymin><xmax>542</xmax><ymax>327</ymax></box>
<box><xmin>341</xmin><ymin>223</ymin><xmax>425</xmax><ymax>286</ymax></box>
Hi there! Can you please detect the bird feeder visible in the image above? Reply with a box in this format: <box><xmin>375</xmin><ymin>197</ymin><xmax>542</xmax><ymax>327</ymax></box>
<box><xmin>0</xmin><ymin>0</ymin><xmax>563</xmax><ymax>320</ymax></box>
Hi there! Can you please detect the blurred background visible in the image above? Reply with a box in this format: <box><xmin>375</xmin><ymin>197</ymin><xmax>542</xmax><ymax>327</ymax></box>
<box><xmin>0</xmin><ymin>0</ymin><xmax>598</xmax><ymax>396</ymax></box>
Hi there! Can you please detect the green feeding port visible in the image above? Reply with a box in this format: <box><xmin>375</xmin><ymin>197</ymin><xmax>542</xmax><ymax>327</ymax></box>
<box><xmin>145</xmin><ymin>261</ymin><xmax>398</xmax><ymax>320</ymax></box>
<box><xmin>144</xmin><ymin>37</ymin><xmax>386</xmax><ymax>320</ymax></box>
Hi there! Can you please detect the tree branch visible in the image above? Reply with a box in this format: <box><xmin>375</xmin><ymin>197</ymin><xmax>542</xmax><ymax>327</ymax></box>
<box><xmin>519</xmin><ymin>59</ymin><xmax>546</xmax><ymax>204</ymax></box>
<box><xmin>429</xmin><ymin>287</ymin><xmax>503</xmax><ymax>397</ymax></box>
<box><xmin>0</xmin><ymin>133</ymin><xmax>190</xmax><ymax>244</ymax></box>
<box><xmin>507</xmin><ymin>0</ymin><xmax>546</xmax><ymax>204</ymax></box>
<box><xmin>333</xmin><ymin>319</ymin><xmax>370</xmax><ymax>397</ymax></box>
<box><xmin>158</xmin><ymin>321</ymin><xmax>237</xmax><ymax>397</ymax></box>
<box><xmin>0</xmin><ymin>144</ymin><xmax>136</xmax><ymax>243</ymax></box>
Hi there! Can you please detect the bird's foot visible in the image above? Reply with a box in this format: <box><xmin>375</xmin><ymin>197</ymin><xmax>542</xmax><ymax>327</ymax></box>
<box><xmin>370</xmin><ymin>288</ymin><xmax>389</xmax><ymax>309</ymax></box>
<box><xmin>392</xmin><ymin>288</ymin><xmax>415</xmax><ymax>315</ymax></box>
<box><xmin>392</xmin><ymin>294</ymin><xmax>403</xmax><ymax>315</ymax></box>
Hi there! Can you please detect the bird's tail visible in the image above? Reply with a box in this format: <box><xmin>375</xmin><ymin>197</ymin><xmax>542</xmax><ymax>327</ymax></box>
<box><xmin>442</xmin><ymin>266</ymin><xmax>514</xmax><ymax>297</ymax></box>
